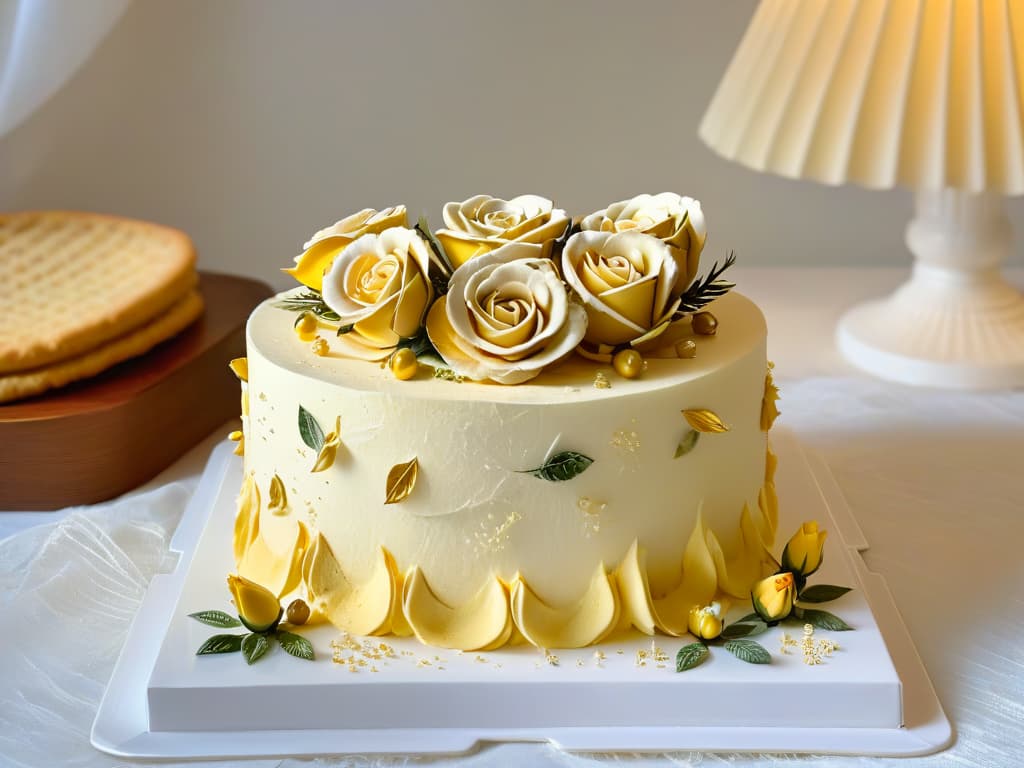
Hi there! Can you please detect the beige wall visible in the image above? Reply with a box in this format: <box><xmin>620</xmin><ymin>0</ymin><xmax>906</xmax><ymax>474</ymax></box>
<box><xmin>2</xmin><ymin>0</ymin><xmax>1021</xmax><ymax>290</ymax></box>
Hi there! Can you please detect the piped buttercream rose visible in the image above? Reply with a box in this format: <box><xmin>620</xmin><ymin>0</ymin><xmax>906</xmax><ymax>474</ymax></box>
<box><xmin>321</xmin><ymin>227</ymin><xmax>433</xmax><ymax>360</ymax></box>
<box><xmin>580</xmin><ymin>194</ymin><xmax>706</xmax><ymax>293</ymax></box>
<box><xmin>426</xmin><ymin>243</ymin><xmax>587</xmax><ymax>384</ymax></box>
<box><xmin>285</xmin><ymin>206</ymin><xmax>407</xmax><ymax>291</ymax></box>
<box><xmin>562</xmin><ymin>230</ymin><xmax>681</xmax><ymax>349</ymax></box>
<box><xmin>435</xmin><ymin>194</ymin><xmax>570</xmax><ymax>267</ymax></box>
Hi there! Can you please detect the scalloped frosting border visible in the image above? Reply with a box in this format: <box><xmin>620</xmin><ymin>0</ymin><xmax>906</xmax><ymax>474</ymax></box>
<box><xmin>233</xmin><ymin>445</ymin><xmax>780</xmax><ymax>651</ymax></box>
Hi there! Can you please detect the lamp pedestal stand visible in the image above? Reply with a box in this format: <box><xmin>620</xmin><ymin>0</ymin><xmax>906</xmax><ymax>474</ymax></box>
<box><xmin>837</xmin><ymin>189</ymin><xmax>1024</xmax><ymax>389</ymax></box>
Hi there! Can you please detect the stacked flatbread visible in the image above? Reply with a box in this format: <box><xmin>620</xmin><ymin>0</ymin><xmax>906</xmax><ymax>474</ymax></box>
<box><xmin>0</xmin><ymin>211</ymin><xmax>204</xmax><ymax>403</ymax></box>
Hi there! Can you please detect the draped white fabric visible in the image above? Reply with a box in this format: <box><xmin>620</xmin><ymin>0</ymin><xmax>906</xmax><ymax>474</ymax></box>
<box><xmin>0</xmin><ymin>0</ymin><xmax>129</xmax><ymax>138</ymax></box>
<box><xmin>1</xmin><ymin>269</ymin><xmax>1023</xmax><ymax>766</ymax></box>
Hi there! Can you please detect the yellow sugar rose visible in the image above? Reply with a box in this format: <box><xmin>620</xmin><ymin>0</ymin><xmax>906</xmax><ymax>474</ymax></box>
<box><xmin>581</xmin><ymin>193</ymin><xmax>706</xmax><ymax>293</ymax></box>
<box><xmin>227</xmin><ymin>574</ymin><xmax>282</xmax><ymax>633</ymax></box>
<box><xmin>781</xmin><ymin>521</ymin><xmax>828</xmax><ymax>577</ymax></box>
<box><xmin>435</xmin><ymin>194</ymin><xmax>570</xmax><ymax>267</ymax></box>
<box><xmin>284</xmin><ymin>206</ymin><xmax>407</xmax><ymax>291</ymax></box>
<box><xmin>688</xmin><ymin>602</ymin><xmax>724</xmax><ymax>640</ymax></box>
<box><xmin>321</xmin><ymin>227</ymin><xmax>434</xmax><ymax>361</ymax></box>
<box><xmin>426</xmin><ymin>242</ymin><xmax>588</xmax><ymax>384</ymax></box>
<box><xmin>562</xmin><ymin>230</ymin><xmax>681</xmax><ymax>347</ymax></box>
<box><xmin>751</xmin><ymin>572</ymin><xmax>796</xmax><ymax>623</ymax></box>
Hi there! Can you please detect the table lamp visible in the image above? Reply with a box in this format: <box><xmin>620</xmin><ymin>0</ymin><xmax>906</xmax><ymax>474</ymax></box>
<box><xmin>699</xmin><ymin>0</ymin><xmax>1024</xmax><ymax>389</ymax></box>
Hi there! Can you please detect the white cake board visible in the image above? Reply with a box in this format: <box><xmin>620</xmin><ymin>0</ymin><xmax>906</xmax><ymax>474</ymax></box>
<box><xmin>91</xmin><ymin>431</ymin><xmax>953</xmax><ymax>759</ymax></box>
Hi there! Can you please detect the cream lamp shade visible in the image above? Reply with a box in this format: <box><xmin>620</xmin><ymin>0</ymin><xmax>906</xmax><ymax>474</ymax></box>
<box><xmin>700</xmin><ymin>0</ymin><xmax>1024</xmax><ymax>389</ymax></box>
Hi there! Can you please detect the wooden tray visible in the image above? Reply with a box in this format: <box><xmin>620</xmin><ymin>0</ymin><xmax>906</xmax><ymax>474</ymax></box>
<box><xmin>0</xmin><ymin>272</ymin><xmax>273</xmax><ymax>511</ymax></box>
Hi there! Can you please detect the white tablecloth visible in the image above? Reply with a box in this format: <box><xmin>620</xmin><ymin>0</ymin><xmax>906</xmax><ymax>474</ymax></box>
<box><xmin>2</xmin><ymin>268</ymin><xmax>1023</xmax><ymax>768</ymax></box>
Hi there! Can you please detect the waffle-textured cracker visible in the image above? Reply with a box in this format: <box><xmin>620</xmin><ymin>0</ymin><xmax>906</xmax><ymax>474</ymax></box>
<box><xmin>0</xmin><ymin>211</ymin><xmax>197</xmax><ymax>374</ymax></box>
<box><xmin>0</xmin><ymin>290</ymin><xmax>204</xmax><ymax>403</ymax></box>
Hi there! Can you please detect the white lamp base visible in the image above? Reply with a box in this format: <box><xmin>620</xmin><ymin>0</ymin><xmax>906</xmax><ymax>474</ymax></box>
<box><xmin>836</xmin><ymin>190</ymin><xmax>1024</xmax><ymax>390</ymax></box>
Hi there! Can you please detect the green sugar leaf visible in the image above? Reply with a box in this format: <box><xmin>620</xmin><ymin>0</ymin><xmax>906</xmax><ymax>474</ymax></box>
<box><xmin>721</xmin><ymin>621</ymin><xmax>768</xmax><ymax>639</ymax></box>
<box><xmin>518</xmin><ymin>450</ymin><xmax>594</xmax><ymax>482</ymax></box>
<box><xmin>800</xmin><ymin>608</ymin><xmax>852</xmax><ymax>631</ymax></box>
<box><xmin>724</xmin><ymin>638</ymin><xmax>771</xmax><ymax>664</ymax></box>
<box><xmin>674</xmin><ymin>429</ymin><xmax>701</xmax><ymax>458</ymax></box>
<box><xmin>196</xmin><ymin>634</ymin><xmax>244</xmax><ymax>655</ymax></box>
<box><xmin>675</xmin><ymin>642</ymin><xmax>709</xmax><ymax>672</ymax></box>
<box><xmin>242</xmin><ymin>633</ymin><xmax>270</xmax><ymax>665</ymax></box>
<box><xmin>188</xmin><ymin>610</ymin><xmax>242</xmax><ymax>629</ymax></box>
<box><xmin>277</xmin><ymin>630</ymin><xmax>315</xmax><ymax>661</ymax></box>
<box><xmin>799</xmin><ymin>584</ymin><xmax>852</xmax><ymax>604</ymax></box>
<box><xmin>298</xmin><ymin>405</ymin><xmax>325</xmax><ymax>451</ymax></box>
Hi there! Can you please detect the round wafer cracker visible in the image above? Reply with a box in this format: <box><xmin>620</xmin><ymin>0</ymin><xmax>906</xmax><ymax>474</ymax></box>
<box><xmin>0</xmin><ymin>211</ymin><xmax>197</xmax><ymax>374</ymax></box>
<box><xmin>0</xmin><ymin>289</ymin><xmax>204</xmax><ymax>403</ymax></box>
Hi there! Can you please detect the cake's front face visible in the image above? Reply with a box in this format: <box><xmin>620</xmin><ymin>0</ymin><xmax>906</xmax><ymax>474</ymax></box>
<box><xmin>229</xmin><ymin>195</ymin><xmax>782</xmax><ymax>651</ymax></box>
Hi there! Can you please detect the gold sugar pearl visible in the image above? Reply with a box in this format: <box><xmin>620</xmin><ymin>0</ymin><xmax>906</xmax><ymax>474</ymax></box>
<box><xmin>312</xmin><ymin>337</ymin><xmax>329</xmax><ymax>356</ymax></box>
<box><xmin>294</xmin><ymin>311</ymin><xmax>319</xmax><ymax>341</ymax></box>
<box><xmin>692</xmin><ymin>311</ymin><xmax>718</xmax><ymax>336</ymax></box>
<box><xmin>612</xmin><ymin>349</ymin><xmax>644</xmax><ymax>379</ymax></box>
<box><xmin>390</xmin><ymin>348</ymin><xmax>419</xmax><ymax>381</ymax></box>
<box><xmin>675</xmin><ymin>339</ymin><xmax>698</xmax><ymax>359</ymax></box>
<box><xmin>593</xmin><ymin>371</ymin><xmax>611</xmax><ymax>389</ymax></box>
<box><xmin>286</xmin><ymin>598</ymin><xmax>310</xmax><ymax>625</ymax></box>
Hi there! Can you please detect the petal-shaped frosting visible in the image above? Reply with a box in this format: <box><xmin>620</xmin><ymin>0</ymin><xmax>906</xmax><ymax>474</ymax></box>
<box><xmin>302</xmin><ymin>533</ymin><xmax>396</xmax><ymax>636</ymax></box>
<box><xmin>284</xmin><ymin>206</ymin><xmax>408</xmax><ymax>291</ymax></box>
<box><xmin>613</xmin><ymin>540</ymin><xmax>658</xmax><ymax>635</ymax></box>
<box><xmin>708</xmin><ymin>504</ymin><xmax>779</xmax><ymax>599</ymax></box>
<box><xmin>402</xmin><ymin>567</ymin><xmax>510</xmax><ymax>651</ymax></box>
<box><xmin>238</xmin><ymin>518</ymin><xmax>310</xmax><ymax>598</ymax></box>
<box><xmin>648</xmin><ymin>511</ymin><xmax>719</xmax><ymax>636</ymax></box>
<box><xmin>233</xmin><ymin>472</ymin><xmax>260</xmax><ymax>567</ymax></box>
<box><xmin>511</xmin><ymin>563</ymin><xmax>619</xmax><ymax>648</ymax></box>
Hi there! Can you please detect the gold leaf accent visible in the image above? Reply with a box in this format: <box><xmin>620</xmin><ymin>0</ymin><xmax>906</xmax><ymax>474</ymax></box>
<box><xmin>761</xmin><ymin>362</ymin><xmax>781</xmax><ymax>431</ymax></box>
<box><xmin>228</xmin><ymin>357</ymin><xmax>248</xmax><ymax>382</ymax></box>
<box><xmin>311</xmin><ymin>416</ymin><xmax>342</xmax><ymax>473</ymax></box>
<box><xmin>385</xmin><ymin>457</ymin><xmax>419</xmax><ymax>504</ymax></box>
<box><xmin>682</xmin><ymin>408</ymin><xmax>729</xmax><ymax>433</ymax></box>
<box><xmin>228</xmin><ymin>429</ymin><xmax>245</xmax><ymax>456</ymax></box>
<box><xmin>268</xmin><ymin>474</ymin><xmax>288</xmax><ymax>516</ymax></box>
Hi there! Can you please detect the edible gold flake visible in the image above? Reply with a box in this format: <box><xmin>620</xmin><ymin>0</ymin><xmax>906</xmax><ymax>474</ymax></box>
<box><xmin>228</xmin><ymin>429</ymin><xmax>245</xmax><ymax>456</ymax></box>
<box><xmin>385</xmin><ymin>457</ymin><xmax>419</xmax><ymax>504</ymax></box>
<box><xmin>417</xmin><ymin>658</ymin><xmax>432</xmax><ymax>667</ymax></box>
<box><xmin>779</xmin><ymin>632</ymin><xmax>798</xmax><ymax>654</ymax></box>
<box><xmin>258</xmin><ymin>392</ymin><xmax>267</xmax><ymax>401</ymax></box>
<box><xmin>610</xmin><ymin>424</ymin><xmax>641</xmax><ymax>454</ymax></box>
<box><xmin>635</xmin><ymin>649</ymin><xmax>648</xmax><ymax>667</ymax></box>
<box><xmin>544</xmin><ymin>651</ymin><xmax>560</xmax><ymax>667</ymax></box>
<box><xmin>474</xmin><ymin>655</ymin><xmax>488</xmax><ymax>664</ymax></box>
<box><xmin>682</xmin><ymin>408</ymin><xmax>729</xmax><ymax>433</ymax></box>
<box><xmin>268</xmin><ymin>474</ymin><xmax>288</xmax><ymax>516</ymax></box>
<box><xmin>312</xmin><ymin>336</ymin><xmax>329</xmax><ymax>356</ymax></box>
<box><xmin>593</xmin><ymin>650</ymin><xmax>606</xmax><ymax>667</ymax></box>
<box><xmin>577</xmin><ymin>496</ymin><xmax>607</xmax><ymax>537</ymax></box>
<box><xmin>593</xmin><ymin>371</ymin><xmax>611</xmax><ymax>389</ymax></box>
<box><xmin>473</xmin><ymin>510</ymin><xmax>522</xmax><ymax>554</ymax></box>
<box><xmin>576</xmin><ymin>659</ymin><xmax>585</xmax><ymax>668</ymax></box>
<box><xmin>761</xmin><ymin>361</ymin><xmax>781</xmax><ymax>431</ymax></box>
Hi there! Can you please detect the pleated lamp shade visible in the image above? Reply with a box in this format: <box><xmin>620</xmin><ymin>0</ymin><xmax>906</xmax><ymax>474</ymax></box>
<box><xmin>699</xmin><ymin>0</ymin><xmax>1024</xmax><ymax>195</ymax></box>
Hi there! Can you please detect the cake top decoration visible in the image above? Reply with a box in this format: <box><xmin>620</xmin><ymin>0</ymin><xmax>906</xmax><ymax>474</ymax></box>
<box><xmin>276</xmin><ymin>194</ymin><xmax>736</xmax><ymax>385</ymax></box>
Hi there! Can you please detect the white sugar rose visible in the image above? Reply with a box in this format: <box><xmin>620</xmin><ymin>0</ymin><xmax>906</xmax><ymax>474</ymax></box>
<box><xmin>435</xmin><ymin>194</ymin><xmax>570</xmax><ymax>267</ymax></box>
<box><xmin>285</xmin><ymin>206</ymin><xmax>407</xmax><ymax>291</ymax></box>
<box><xmin>580</xmin><ymin>194</ymin><xmax>706</xmax><ymax>293</ymax></box>
<box><xmin>562</xmin><ymin>231</ymin><xmax>681</xmax><ymax>348</ymax></box>
<box><xmin>426</xmin><ymin>243</ymin><xmax>587</xmax><ymax>384</ymax></box>
<box><xmin>321</xmin><ymin>227</ymin><xmax>433</xmax><ymax>360</ymax></box>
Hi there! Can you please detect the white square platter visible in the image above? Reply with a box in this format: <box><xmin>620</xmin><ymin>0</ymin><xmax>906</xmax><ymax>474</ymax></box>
<box><xmin>91</xmin><ymin>430</ymin><xmax>953</xmax><ymax>759</ymax></box>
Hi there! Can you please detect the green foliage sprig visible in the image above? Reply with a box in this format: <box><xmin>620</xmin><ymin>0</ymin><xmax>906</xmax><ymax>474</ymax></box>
<box><xmin>274</xmin><ymin>290</ymin><xmax>341</xmax><ymax>322</ymax></box>
<box><xmin>674</xmin><ymin>251</ymin><xmax>737</xmax><ymax>315</ymax></box>
<box><xmin>190</xmin><ymin>610</ymin><xmax>314</xmax><ymax>665</ymax></box>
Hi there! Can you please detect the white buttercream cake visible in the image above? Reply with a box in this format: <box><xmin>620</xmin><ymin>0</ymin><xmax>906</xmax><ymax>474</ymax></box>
<box><xmin>227</xmin><ymin>194</ymin><xmax>782</xmax><ymax>651</ymax></box>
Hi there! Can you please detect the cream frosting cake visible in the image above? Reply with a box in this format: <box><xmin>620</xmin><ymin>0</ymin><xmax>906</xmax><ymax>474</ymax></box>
<box><xmin>227</xmin><ymin>194</ymin><xmax>782</xmax><ymax>651</ymax></box>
